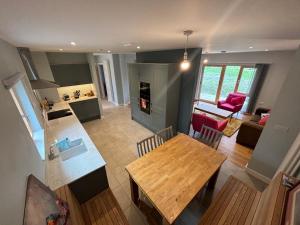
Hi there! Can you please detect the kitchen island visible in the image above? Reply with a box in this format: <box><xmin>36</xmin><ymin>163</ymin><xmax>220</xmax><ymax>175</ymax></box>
<box><xmin>45</xmin><ymin>96</ymin><xmax>107</xmax><ymax>203</ymax></box>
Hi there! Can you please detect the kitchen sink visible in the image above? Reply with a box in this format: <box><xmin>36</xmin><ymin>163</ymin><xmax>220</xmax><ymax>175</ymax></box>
<box><xmin>57</xmin><ymin>138</ymin><xmax>87</xmax><ymax>161</ymax></box>
<box><xmin>47</xmin><ymin>109</ymin><xmax>72</xmax><ymax>121</ymax></box>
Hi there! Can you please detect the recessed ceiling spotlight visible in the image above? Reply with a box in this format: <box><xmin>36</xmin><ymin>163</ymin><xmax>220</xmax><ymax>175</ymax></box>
<box><xmin>70</xmin><ymin>41</ymin><xmax>76</xmax><ymax>46</ymax></box>
<box><xmin>59</xmin><ymin>48</ymin><xmax>63</xmax><ymax>51</ymax></box>
<box><xmin>265</xmin><ymin>49</ymin><xmax>269</xmax><ymax>51</ymax></box>
<box><xmin>249</xmin><ymin>46</ymin><xmax>253</xmax><ymax>49</ymax></box>
<box><xmin>107</xmin><ymin>50</ymin><xmax>111</xmax><ymax>53</ymax></box>
<box><xmin>137</xmin><ymin>46</ymin><xmax>141</xmax><ymax>49</ymax></box>
<box><xmin>123</xmin><ymin>43</ymin><xmax>132</xmax><ymax>47</ymax></box>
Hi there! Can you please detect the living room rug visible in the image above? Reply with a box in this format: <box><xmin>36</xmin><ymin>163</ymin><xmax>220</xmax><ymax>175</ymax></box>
<box><xmin>223</xmin><ymin>118</ymin><xmax>243</xmax><ymax>137</ymax></box>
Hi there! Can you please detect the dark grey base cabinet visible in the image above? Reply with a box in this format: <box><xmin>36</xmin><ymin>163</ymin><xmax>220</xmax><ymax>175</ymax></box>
<box><xmin>68</xmin><ymin>166</ymin><xmax>108</xmax><ymax>204</ymax></box>
<box><xmin>69</xmin><ymin>98</ymin><xmax>101</xmax><ymax>123</ymax></box>
<box><xmin>128</xmin><ymin>63</ymin><xmax>181</xmax><ymax>133</ymax></box>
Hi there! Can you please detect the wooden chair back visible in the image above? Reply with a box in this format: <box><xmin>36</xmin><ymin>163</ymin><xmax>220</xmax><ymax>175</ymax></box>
<box><xmin>251</xmin><ymin>172</ymin><xmax>290</xmax><ymax>225</ymax></box>
<box><xmin>198</xmin><ymin>125</ymin><xmax>223</xmax><ymax>149</ymax></box>
<box><xmin>137</xmin><ymin>135</ymin><xmax>163</xmax><ymax>157</ymax></box>
<box><xmin>156</xmin><ymin>126</ymin><xmax>174</xmax><ymax>142</ymax></box>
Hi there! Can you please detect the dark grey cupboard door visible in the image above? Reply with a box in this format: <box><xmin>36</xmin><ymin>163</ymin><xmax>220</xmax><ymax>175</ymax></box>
<box><xmin>128</xmin><ymin>64</ymin><xmax>139</xmax><ymax>101</ymax></box>
<box><xmin>128</xmin><ymin>64</ymin><xmax>140</xmax><ymax>120</ymax></box>
<box><xmin>51</xmin><ymin>64</ymin><xmax>92</xmax><ymax>87</ymax></box>
<box><xmin>69</xmin><ymin>98</ymin><xmax>100</xmax><ymax>123</ymax></box>
<box><xmin>149</xmin><ymin>65</ymin><xmax>168</xmax><ymax>131</ymax></box>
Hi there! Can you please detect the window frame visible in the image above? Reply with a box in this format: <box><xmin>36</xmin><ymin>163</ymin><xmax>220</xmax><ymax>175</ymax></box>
<box><xmin>198</xmin><ymin>64</ymin><xmax>257</xmax><ymax>104</ymax></box>
<box><xmin>9</xmin><ymin>79</ymin><xmax>45</xmax><ymax>160</ymax></box>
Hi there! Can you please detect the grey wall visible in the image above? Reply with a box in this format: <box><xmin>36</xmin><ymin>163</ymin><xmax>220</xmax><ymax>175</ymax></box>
<box><xmin>0</xmin><ymin>39</ymin><xmax>45</xmax><ymax>225</ymax></box>
<box><xmin>94</xmin><ymin>53</ymin><xmax>136</xmax><ymax>105</ymax></box>
<box><xmin>119</xmin><ymin>54</ymin><xmax>136</xmax><ymax>104</ymax></box>
<box><xmin>197</xmin><ymin>50</ymin><xmax>296</xmax><ymax>109</ymax></box>
<box><xmin>31</xmin><ymin>52</ymin><xmax>60</xmax><ymax>102</ymax></box>
<box><xmin>248</xmin><ymin>47</ymin><xmax>300</xmax><ymax>178</ymax></box>
<box><xmin>47</xmin><ymin>52</ymin><xmax>88</xmax><ymax>65</ymax></box>
<box><xmin>136</xmin><ymin>48</ymin><xmax>202</xmax><ymax>134</ymax></box>
<box><xmin>112</xmin><ymin>54</ymin><xmax>124</xmax><ymax>104</ymax></box>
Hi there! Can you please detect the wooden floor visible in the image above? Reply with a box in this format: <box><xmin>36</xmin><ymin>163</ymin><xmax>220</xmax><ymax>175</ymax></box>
<box><xmin>218</xmin><ymin>131</ymin><xmax>253</xmax><ymax>167</ymax></box>
<box><xmin>81</xmin><ymin>189</ymin><xmax>129</xmax><ymax>225</ymax></box>
<box><xmin>198</xmin><ymin>176</ymin><xmax>261</xmax><ymax>225</ymax></box>
<box><xmin>55</xmin><ymin>186</ymin><xmax>129</xmax><ymax>225</ymax></box>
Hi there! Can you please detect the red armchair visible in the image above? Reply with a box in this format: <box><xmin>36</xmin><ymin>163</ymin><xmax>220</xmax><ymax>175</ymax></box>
<box><xmin>217</xmin><ymin>93</ymin><xmax>246</xmax><ymax>113</ymax></box>
<box><xmin>191</xmin><ymin>113</ymin><xmax>228</xmax><ymax>135</ymax></box>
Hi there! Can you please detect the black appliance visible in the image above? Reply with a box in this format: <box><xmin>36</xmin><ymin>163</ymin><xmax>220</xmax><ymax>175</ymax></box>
<box><xmin>139</xmin><ymin>82</ymin><xmax>151</xmax><ymax>114</ymax></box>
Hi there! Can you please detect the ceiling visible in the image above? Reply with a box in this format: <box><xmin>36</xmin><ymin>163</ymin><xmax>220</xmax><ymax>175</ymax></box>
<box><xmin>0</xmin><ymin>0</ymin><xmax>300</xmax><ymax>53</ymax></box>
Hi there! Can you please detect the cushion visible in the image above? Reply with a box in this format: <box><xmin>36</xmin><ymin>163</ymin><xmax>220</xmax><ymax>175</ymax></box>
<box><xmin>219</xmin><ymin>103</ymin><xmax>235</xmax><ymax>111</ymax></box>
<box><xmin>258</xmin><ymin>115</ymin><xmax>270</xmax><ymax>126</ymax></box>
<box><xmin>230</xmin><ymin>97</ymin><xmax>242</xmax><ymax>105</ymax></box>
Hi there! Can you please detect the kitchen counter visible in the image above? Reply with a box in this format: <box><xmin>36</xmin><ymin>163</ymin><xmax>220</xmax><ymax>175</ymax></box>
<box><xmin>45</xmin><ymin>96</ymin><xmax>106</xmax><ymax>191</ymax></box>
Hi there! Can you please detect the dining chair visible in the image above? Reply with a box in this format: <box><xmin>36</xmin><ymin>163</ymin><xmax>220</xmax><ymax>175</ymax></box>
<box><xmin>137</xmin><ymin>135</ymin><xmax>163</xmax><ymax>157</ymax></box>
<box><xmin>198</xmin><ymin>125</ymin><xmax>223</xmax><ymax>150</ymax></box>
<box><xmin>156</xmin><ymin>126</ymin><xmax>174</xmax><ymax>142</ymax></box>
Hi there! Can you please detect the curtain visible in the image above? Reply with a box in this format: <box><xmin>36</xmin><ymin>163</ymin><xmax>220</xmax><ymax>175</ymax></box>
<box><xmin>246</xmin><ymin>64</ymin><xmax>269</xmax><ymax>113</ymax></box>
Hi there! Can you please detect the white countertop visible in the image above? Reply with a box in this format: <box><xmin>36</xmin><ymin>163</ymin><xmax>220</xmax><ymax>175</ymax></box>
<box><xmin>45</xmin><ymin>96</ymin><xmax>106</xmax><ymax>190</ymax></box>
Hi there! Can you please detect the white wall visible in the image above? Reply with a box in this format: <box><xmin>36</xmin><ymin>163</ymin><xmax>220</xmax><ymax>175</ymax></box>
<box><xmin>0</xmin><ymin>39</ymin><xmax>45</xmax><ymax>225</ymax></box>
<box><xmin>197</xmin><ymin>50</ymin><xmax>296</xmax><ymax>109</ymax></box>
<box><xmin>86</xmin><ymin>53</ymin><xmax>104</xmax><ymax>114</ymax></box>
<box><xmin>94</xmin><ymin>53</ymin><xmax>118</xmax><ymax>104</ymax></box>
<box><xmin>247</xmin><ymin>47</ymin><xmax>300</xmax><ymax>178</ymax></box>
<box><xmin>31</xmin><ymin>51</ymin><xmax>60</xmax><ymax>102</ymax></box>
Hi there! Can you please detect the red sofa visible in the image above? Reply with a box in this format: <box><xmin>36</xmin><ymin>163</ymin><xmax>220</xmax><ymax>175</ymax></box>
<box><xmin>191</xmin><ymin>113</ymin><xmax>228</xmax><ymax>135</ymax></box>
<box><xmin>217</xmin><ymin>93</ymin><xmax>246</xmax><ymax>113</ymax></box>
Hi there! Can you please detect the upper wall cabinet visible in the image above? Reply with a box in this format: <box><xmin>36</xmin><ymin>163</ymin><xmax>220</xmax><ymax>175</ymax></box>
<box><xmin>51</xmin><ymin>64</ymin><xmax>92</xmax><ymax>87</ymax></box>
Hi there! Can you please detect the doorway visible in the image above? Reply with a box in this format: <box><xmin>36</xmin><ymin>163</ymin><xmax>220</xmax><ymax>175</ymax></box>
<box><xmin>199</xmin><ymin>65</ymin><xmax>257</xmax><ymax>111</ymax></box>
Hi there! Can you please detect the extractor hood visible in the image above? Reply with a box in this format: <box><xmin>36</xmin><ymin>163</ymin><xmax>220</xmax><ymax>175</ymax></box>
<box><xmin>17</xmin><ymin>47</ymin><xmax>60</xmax><ymax>90</ymax></box>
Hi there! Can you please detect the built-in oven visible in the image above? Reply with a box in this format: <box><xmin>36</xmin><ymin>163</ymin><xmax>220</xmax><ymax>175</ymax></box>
<box><xmin>139</xmin><ymin>82</ymin><xmax>151</xmax><ymax>114</ymax></box>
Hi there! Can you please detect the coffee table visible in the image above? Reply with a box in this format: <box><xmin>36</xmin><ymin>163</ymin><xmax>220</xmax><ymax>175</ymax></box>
<box><xmin>194</xmin><ymin>102</ymin><xmax>233</xmax><ymax>119</ymax></box>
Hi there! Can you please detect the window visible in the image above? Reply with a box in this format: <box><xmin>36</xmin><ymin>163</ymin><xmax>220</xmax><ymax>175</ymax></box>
<box><xmin>10</xmin><ymin>80</ymin><xmax>45</xmax><ymax>160</ymax></box>
<box><xmin>199</xmin><ymin>65</ymin><xmax>257</xmax><ymax>108</ymax></box>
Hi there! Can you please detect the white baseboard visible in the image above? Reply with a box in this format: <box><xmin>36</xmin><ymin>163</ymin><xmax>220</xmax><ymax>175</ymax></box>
<box><xmin>245</xmin><ymin>165</ymin><xmax>271</xmax><ymax>184</ymax></box>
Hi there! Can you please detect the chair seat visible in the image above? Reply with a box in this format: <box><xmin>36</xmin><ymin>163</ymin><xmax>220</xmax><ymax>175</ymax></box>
<box><xmin>219</xmin><ymin>103</ymin><xmax>235</xmax><ymax>111</ymax></box>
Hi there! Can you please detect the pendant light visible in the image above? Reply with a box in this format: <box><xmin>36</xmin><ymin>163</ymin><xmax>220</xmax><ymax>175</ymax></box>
<box><xmin>180</xmin><ymin>30</ymin><xmax>193</xmax><ymax>71</ymax></box>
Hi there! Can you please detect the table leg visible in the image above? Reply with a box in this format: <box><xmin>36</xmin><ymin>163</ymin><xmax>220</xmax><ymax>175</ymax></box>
<box><xmin>207</xmin><ymin>168</ymin><xmax>220</xmax><ymax>189</ymax></box>
<box><xmin>129</xmin><ymin>176</ymin><xmax>139</xmax><ymax>206</ymax></box>
<box><xmin>162</xmin><ymin>218</ymin><xmax>171</xmax><ymax>225</ymax></box>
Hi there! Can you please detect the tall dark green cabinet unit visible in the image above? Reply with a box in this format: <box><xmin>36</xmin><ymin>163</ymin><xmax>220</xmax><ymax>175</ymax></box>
<box><xmin>128</xmin><ymin>63</ymin><xmax>181</xmax><ymax>133</ymax></box>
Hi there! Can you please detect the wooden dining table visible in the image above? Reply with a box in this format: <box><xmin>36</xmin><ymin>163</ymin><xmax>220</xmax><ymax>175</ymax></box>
<box><xmin>125</xmin><ymin>133</ymin><xmax>227</xmax><ymax>224</ymax></box>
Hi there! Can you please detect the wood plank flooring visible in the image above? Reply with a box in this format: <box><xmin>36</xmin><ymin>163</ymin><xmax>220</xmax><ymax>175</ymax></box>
<box><xmin>198</xmin><ymin>176</ymin><xmax>261</xmax><ymax>225</ymax></box>
<box><xmin>218</xmin><ymin>131</ymin><xmax>253</xmax><ymax>167</ymax></box>
<box><xmin>55</xmin><ymin>186</ymin><xmax>129</xmax><ymax>225</ymax></box>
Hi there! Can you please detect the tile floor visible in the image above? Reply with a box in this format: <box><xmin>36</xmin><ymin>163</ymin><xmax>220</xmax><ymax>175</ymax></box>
<box><xmin>83</xmin><ymin>100</ymin><xmax>255</xmax><ymax>225</ymax></box>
